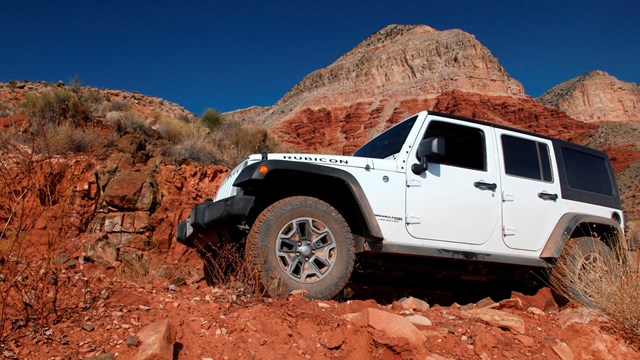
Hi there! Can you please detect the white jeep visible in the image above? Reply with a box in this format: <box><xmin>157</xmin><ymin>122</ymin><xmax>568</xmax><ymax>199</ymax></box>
<box><xmin>177</xmin><ymin>111</ymin><xmax>625</xmax><ymax>300</ymax></box>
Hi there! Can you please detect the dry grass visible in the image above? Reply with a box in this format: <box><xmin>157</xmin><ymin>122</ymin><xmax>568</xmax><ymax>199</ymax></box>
<box><xmin>550</xmin><ymin>236</ymin><xmax>640</xmax><ymax>335</ymax></box>
<box><xmin>24</xmin><ymin>87</ymin><xmax>102</xmax><ymax>132</ymax></box>
<box><xmin>193</xmin><ymin>237</ymin><xmax>262</xmax><ymax>296</ymax></box>
<box><xmin>159</xmin><ymin>113</ymin><xmax>288</xmax><ymax>167</ymax></box>
<box><xmin>32</xmin><ymin>123</ymin><xmax>100</xmax><ymax>155</ymax></box>
<box><xmin>0</xmin><ymin>133</ymin><xmax>99</xmax><ymax>341</ymax></box>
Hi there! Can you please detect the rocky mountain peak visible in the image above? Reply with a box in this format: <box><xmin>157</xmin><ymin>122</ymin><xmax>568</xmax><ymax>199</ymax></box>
<box><xmin>338</xmin><ymin>24</ymin><xmax>433</xmax><ymax>58</ymax></box>
<box><xmin>227</xmin><ymin>24</ymin><xmax>525</xmax><ymax>134</ymax></box>
<box><xmin>277</xmin><ymin>25</ymin><xmax>524</xmax><ymax>106</ymax></box>
<box><xmin>537</xmin><ymin>70</ymin><xmax>640</xmax><ymax>122</ymax></box>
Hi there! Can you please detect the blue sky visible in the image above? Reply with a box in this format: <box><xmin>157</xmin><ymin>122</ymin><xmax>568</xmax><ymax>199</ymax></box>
<box><xmin>1</xmin><ymin>1</ymin><xmax>638</xmax><ymax>115</ymax></box>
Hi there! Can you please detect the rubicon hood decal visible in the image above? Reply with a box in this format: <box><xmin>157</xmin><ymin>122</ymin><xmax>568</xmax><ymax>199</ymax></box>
<box><xmin>282</xmin><ymin>155</ymin><xmax>349</xmax><ymax>164</ymax></box>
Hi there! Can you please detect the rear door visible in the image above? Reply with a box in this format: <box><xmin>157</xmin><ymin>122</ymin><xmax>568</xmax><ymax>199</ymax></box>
<box><xmin>405</xmin><ymin>118</ymin><xmax>501</xmax><ymax>245</ymax></box>
<box><xmin>497</xmin><ymin>130</ymin><xmax>562</xmax><ymax>251</ymax></box>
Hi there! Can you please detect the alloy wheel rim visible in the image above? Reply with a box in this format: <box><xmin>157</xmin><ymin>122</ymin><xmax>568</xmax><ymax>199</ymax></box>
<box><xmin>275</xmin><ymin>217</ymin><xmax>337</xmax><ymax>283</ymax></box>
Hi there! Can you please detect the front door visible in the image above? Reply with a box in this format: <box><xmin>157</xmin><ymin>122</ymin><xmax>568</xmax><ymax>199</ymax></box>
<box><xmin>405</xmin><ymin>119</ymin><xmax>501</xmax><ymax>245</ymax></box>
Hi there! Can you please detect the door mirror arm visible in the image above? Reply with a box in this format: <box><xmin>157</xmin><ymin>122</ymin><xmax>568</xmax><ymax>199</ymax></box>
<box><xmin>412</xmin><ymin>137</ymin><xmax>445</xmax><ymax>175</ymax></box>
<box><xmin>411</xmin><ymin>158</ymin><xmax>429</xmax><ymax>175</ymax></box>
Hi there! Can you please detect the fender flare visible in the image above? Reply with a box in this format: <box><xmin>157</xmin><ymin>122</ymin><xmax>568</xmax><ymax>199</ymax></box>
<box><xmin>540</xmin><ymin>213</ymin><xmax>622</xmax><ymax>258</ymax></box>
<box><xmin>233</xmin><ymin>160</ymin><xmax>383</xmax><ymax>239</ymax></box>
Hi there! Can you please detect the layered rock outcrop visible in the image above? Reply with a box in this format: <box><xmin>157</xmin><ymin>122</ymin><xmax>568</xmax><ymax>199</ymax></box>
<box><xmin>537</xmin><ymin>70</ymin><xmax>640</xmax><ymax>123</ymax></box>
<box><xmin>226</xmin><ymin>25</ymin><xmax>525</xmax><ymax>152</ymax></box>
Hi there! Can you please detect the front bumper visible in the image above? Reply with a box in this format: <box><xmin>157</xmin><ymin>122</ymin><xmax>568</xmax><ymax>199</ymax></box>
<box><xmin>176</xmin><ymin>195</ymin><xmax>255</xmax><ymax>247</ymax></box>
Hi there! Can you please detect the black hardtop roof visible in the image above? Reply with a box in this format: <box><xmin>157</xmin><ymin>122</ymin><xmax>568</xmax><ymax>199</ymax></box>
<box><xmin>425</xmin><ymin>110</ymin><xmax>608</xmax><ymax>159</ymax></box>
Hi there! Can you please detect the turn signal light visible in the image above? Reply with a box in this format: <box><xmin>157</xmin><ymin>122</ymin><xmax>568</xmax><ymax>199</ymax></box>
<box><xmin>258</xmin><ymin>165</ymin><xmax>269</xmax><ymax>175</ymax></box>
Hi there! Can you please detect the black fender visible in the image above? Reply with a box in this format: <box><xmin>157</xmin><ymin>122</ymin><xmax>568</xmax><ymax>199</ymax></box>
<box><xmin>233</xmin><ymin>160</ymin><xmax>383</xmax><ymax>239</ymax></box>
<box><xmin>540</xmin><ymin>213</ymin><xmax>623</xmax><ymax>258</ymax></box>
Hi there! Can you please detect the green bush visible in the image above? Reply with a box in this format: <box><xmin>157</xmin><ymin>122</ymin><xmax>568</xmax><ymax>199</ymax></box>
<box><xmin>201</xmin><ymin>108</ymin><xmax>223</xmax><ymax>130</ymax></box>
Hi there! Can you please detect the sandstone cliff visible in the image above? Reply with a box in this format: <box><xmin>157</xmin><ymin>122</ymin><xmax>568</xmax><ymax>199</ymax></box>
<box><xmin>537</xmin><ymin>70</ymin><xmax>640</xmax><ymax>122</ymax></box>
<box><xmin>226</xmin><ymin>25</ymin><xmax>525</xmax><ymax>152</ymax></box>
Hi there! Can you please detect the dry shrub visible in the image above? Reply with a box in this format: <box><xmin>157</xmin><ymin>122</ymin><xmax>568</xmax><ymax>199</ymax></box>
<box><xmin>0</xmin><ymin>100</ymin><xmax>9</xmax><ymax>117</ymax></box>
<box><xmin>0</xmin><ymin>133</ymin><xmax>98</xmax><ymax>341</ymax></box>
<box><xmin>113</xmin><ymin>111</ymin><xmax>155</xmax><ymax>137</ymax></box>
<box><xmin>551</xmin><ymin>236</ymin><xmax>640</xmax><ymax>335</ymax></box>
<box><xmin>31</xmin><ymin>123</ymin><xmax>99</xmax><ymax>155</ymax></box>
<box><xmin>21</xmin><ymin>86</ymin><xmax>106</xmax><ymax>157</ymax></box>
<box><xmin>151</xmin><ymin>109</ymin><xmax>289</xmax><ymax>166</ymax></box>
<box><xmin>164</xmin><ymin>129</ymin><xmax>219</xmax><ymax>164</ymax></box>
<box><xmin>117</xmin><ymin>250</ymin><xmax>151</xmax><ymax>283</ymax></box>
<box><xmin>106</xmin><ymin>100</ymin><xmax>128</xmax><ymax>112</ymax></box>
<box><xmin>156</xmin><ymin>113</ymin><xmax>192</xmax><ymax>144</ymax></box>
<box><xmin>195</xmin><ymin>240</ymin><xmax>261</xmax><ymax>296</ymax></box>
<box><xmin>24</xmin><ymin>87</ymin><xmax>100</xmax><ymax>132</ymax></box>
<box><xmin>212</xmin><ymin>122</ymin><xmax>289</xmax><ymax>167</ymax></box>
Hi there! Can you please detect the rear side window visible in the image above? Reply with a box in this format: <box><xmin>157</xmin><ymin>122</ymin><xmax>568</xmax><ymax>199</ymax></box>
<box><xmin>423</xmin><ymin>121</ymin><xmax>486</xmax><ymax>171</ymax></box>
<box><xmin>562</xmin><ymin>148</ymin><xmax>613</xmax><ymax>195</ymax></box>
<box><xmin>501</xmin><ymin>135</ymin><xmax>552</xmax><ymax>182</ymax></box>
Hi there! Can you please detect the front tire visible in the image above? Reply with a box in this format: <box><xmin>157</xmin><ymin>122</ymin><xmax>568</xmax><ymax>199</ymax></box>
<box><xmin>245</xmin><ymin>196</ymin><xmax>355</xmax><ymax>299</ymax></box>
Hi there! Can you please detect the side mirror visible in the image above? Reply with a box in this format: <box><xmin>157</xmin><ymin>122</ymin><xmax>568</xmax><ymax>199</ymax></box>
<box><xmin>411</xmin><ymin>137</ymin><xmax>445</xmax><ymax>175</ymax></box>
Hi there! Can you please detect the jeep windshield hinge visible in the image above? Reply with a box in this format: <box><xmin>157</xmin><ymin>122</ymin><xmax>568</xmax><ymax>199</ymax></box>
<box><xmin>406</xmin><ymin>215</ymin><xmax>422</xmax><ymax>224</ymax></box>
<box><xmin>406</xmin><ymin>179</ymin><xmax>421</xmax><ymax>187</ymax></box>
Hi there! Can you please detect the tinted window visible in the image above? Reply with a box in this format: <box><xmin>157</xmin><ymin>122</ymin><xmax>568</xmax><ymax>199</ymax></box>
<box><xmin>502</xmin><ymin>135</ymin><xmax>552</xmax><ymax>182</ymax></box>
<box><xmin>423</xmin><ymin>121</ymin><xmax>485</xmax><ymax>171</ymax></box>
<box><xmin>562</xmin><ymin>147</ymin><xmax>613</xmax><ymax>195</ymax></box>
<box><xmin>353</xmin><ymin>116</ymin><xmax>417</xmax><ymax>159</ymax></box>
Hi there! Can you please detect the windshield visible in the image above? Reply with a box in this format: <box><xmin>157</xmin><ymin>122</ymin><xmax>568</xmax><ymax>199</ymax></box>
<box><xmin>353</xmin><ymin>115</ymin><xmax>418</xmax><ymax>159</ymax></box>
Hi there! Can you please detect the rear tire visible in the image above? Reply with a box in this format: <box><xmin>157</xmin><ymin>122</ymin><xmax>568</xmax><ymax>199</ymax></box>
<box><xmin>552</xmin><ymin>236</ymin><xmax>614</xmax><ymax>307</ymax></box>
<box><xmin>245</xmin><ymin>196</ymin><xmax>355</xmax><ymax>299</ymax></box>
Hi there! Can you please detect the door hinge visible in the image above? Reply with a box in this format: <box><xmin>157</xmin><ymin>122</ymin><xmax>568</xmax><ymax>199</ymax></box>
<box><xmin>503</xmin><ymin>227</ymin><xmax>516</xmax><ymax>236</ymax></box>
<box><xmin>406</xmin><ymin>215</ymin><xmax>422</xmax><ymax>224</ymax></box>
<box><xmin>502</xmin><ymin>192</ymin><xmax>515</xmax><ymax>202</ymax></box>
<box><xmin>406</xmin><ymin>179</ymin><xmax>421</xmax><ymax>187</ymax></box>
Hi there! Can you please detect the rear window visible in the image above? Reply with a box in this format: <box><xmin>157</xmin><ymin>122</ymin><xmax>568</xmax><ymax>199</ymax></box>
<box><xmin>562</xmin><ymin>147</ymin><xmax>613</xmax><ymax>195</ymax></box>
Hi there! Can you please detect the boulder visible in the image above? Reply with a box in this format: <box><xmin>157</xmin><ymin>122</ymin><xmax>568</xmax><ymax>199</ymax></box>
<box><xmin>404</xmin><ymin>314</ymin><xmax>432</xmax><ymax>327</ymax></box>
<box><xmin>103</xmin><ymin>170</ymin><xmax>156</xmax><ymax>211</ymax></box>
<box><xmin>133</xmin><ymin>319</ymin><xmax>176</xmax><ymax>360</ymax></box>
<box><xmin>122</xmin><ymin>211</ymin><xmax>151</xmax><ymax>233</ymax></box>
<box><xmin>552</xmin><ymin>342</ymin><xmax>574</xmax><ymax>360</ymax></box>
<box><xmin>343</xmin><ymin>308</ymin><xmax>425</xmax><ymax>345</ymax></box>
<box><xmin>460</xmin><ymin>308</ymin><xmax>525</xmax><ymax>334</ymax></box>
<box><xmin>398</xmin><ymin>296</ymin><xmax>430</xmax><ymax>312</ymax></box>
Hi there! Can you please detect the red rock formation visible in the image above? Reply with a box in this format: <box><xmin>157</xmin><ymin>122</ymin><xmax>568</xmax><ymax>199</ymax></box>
<box><xmin>276</xmin><ymin>90</ymin><xmax>595</xmax><ymax>155</ymax></box>
<box><xmin>537</xmin><ymin>70</ymin><xmax>640</xmax><ymax>123</ymax></box>
<box><xmin>226</xmin><ymin>24</ymin><xmax>524</xmax><ymax>132</ymax></box>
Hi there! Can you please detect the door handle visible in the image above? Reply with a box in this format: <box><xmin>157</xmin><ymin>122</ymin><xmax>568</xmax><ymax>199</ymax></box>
<box><xmin>474</xmin><ymin>181</ymin><xmax>497</xmax><ymax>191</ymax></box>
<box><xmin>538</xmin><ymin>192</ymin><xmax>558</xmax><ymax>201</ymax></box>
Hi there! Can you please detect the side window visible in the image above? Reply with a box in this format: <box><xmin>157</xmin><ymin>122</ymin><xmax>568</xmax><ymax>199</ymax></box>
<box><xmin>423</xmin><ymin>121</ymin><xmax>486</xmax><ymax>171</ymax></box>
<box><xmin>562</xmin><ymin>147</ymin><xmax>613</xmax><ymax>195</ymax></box>
<box><xmin>502</xmin><ymin>135</ymin><xmax>552</xmax><ymax>182</ymax></box>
